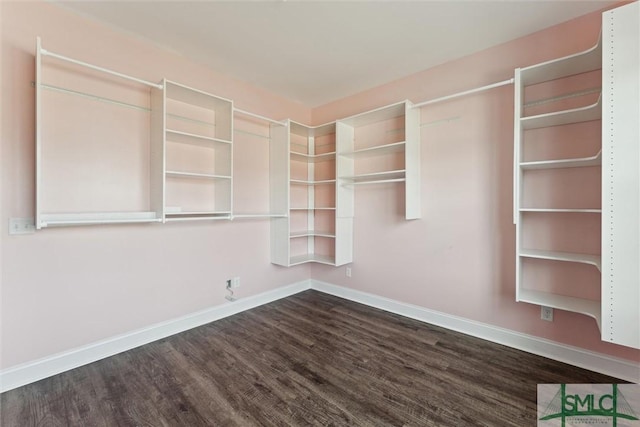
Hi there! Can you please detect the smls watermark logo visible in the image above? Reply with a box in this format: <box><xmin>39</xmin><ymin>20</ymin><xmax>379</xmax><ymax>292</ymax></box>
<box><xmin>538</xmin><ymin>384</ymin><xmax>640</xmax><ymax>426</ymax></box>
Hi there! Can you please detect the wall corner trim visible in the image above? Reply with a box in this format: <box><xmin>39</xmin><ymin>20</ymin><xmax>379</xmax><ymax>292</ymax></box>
<box><xmin>309</xmin><ymin>280</ymin><xmax>640</xmax><ymax>384</ymax></box>
<box><xmin>0</xmin><ymin>280</ymin><xmax>312</xmax><ymax>393</ymax></box>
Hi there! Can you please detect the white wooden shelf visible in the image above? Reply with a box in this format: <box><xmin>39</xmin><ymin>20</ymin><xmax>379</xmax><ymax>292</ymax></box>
<box><xmin>340</xmin><ymin>141</ymin><xmax>405</xmax><ymax>158</ymax></box>
<box><xmin>290</xmin><ymin>151</ymin><xmax>336</xmax><ymax>163</ymax></box>
<box><xmin>290</xmin><ymin>207</ymin><xmax>336</xmax><ymax>211</ymax></box>
<box><xmin>290</xmin><ymin>230</ymin><xmax>336</xmax><ymax>238</ymax></box>
<box><xmin>520</xmin><ymin>150</ymin><xmax>602</xmax><ymax>170</ymax></box>
<box><xmin>289</xmin><ymin>179</ymin><xmax>336</xmax><ymax>185</ymax></box>
<box><xmin>165</xmin><ymin>129</ymin><xmax>231</xmax><ymax>147</ymax></box>
<box><xmin>39</xmin><ymin>212</ymin><xmax>161</xmax><ymax>227</ymax></box>
<box><xmin>289</xmin><ymin>254</ymin><xmax>335</xmax><ymax>266</ymax></box>
<box><xmin>520</xmin><ymin>33</ymin><xmax>602</xmax><ymax>86</ymax></box>
<box><xmin>165</xmin><ymin>211</ymin><xmax>231</xmax><ymax>221</ymax></box>
<box><xmin>341</xmin><ymin>169</ymin><xmax>406</xmax><ymax>185</ymax></box>
<box><xmin>521</xmin><ymin>96</ymin><xmax>601</xmax><ymax>130</ymax></box>
<box><xmin>165</xmin><ymin>171</ymin><xmax>232</xmax><ymax>180</ymax></box>
<box><xmin>519</xmin><ymin>208</ymin><xmax>601</xmax><ymax>213</ymax></box>
<box><xmin>518</xmin><ymin>289</ymin><xmax>601</xmax><ymax>328</ymax></box>
<box><xmin>519</xmin><ymin>249</ymin><xmax>601</xmax><ymax>271</ymax></box>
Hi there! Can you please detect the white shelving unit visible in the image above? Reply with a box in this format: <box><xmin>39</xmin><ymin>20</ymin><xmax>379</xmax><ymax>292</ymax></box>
<box><xmin>35</xmin><ymin>38</ymin><xmax>164</xmax><ymax>228</ymax></box>
<box><xmin>601</xmin><ymin>2</ymin><xmax>640</xmax><ymax>349</ymax></box>
<box><xmin>271</xmin><ymin>121</ymin><xmax>350</xmax><ymax>267</ymax></box>
<box><xmin>337</xmin><ymin>100</ymin><xmax>421</xmax><ymax>220</ymax></box>
<box><xmin>161</xmin><ymin>80</ymin><xmax>234</xmax><ymax>222</ymax></box>
<box><xmin>514</xmin><ymin>32</ymin><xmax>603</xmax><ymax>328</ymax></box>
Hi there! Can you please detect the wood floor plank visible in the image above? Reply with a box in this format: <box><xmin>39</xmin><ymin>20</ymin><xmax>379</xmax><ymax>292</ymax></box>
<box><xmin>1</xmin><ymin>290</ymin><xmax>621</xmax><ymax>426</ymax></box>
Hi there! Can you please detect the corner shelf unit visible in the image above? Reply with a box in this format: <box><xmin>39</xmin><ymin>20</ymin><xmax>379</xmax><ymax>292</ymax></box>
<box><xmin>160</xmin><ymin>80</ymin><xmax>234</xmax><ymax>222</ymax></box>
<box><xmin>271</xmin><ymin>121</ymin><xmax>352</xmax><ymax>267</ymax></box>
<box><xmin>337</xmin><ymin>100</ymin><xmax>421</xmax><ymax>220</ymax></box>
<box><xmin>514</xmin><ymin>33</ymin><xmax>603</xmax><ymax>328</ymax></box>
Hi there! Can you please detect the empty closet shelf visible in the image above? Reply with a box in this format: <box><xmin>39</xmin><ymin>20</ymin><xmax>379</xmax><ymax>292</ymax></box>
<box><xmin>519</xmin><ymin>249</ymin><xmax>601</xmax><ymax>271</ymax></box>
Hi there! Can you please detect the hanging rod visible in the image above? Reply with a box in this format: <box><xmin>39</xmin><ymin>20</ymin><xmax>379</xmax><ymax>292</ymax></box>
<box><xmin>40</xmin><ymin>47</ymin><xmax>163</xmax><ymax>90</ymax></box>
<box><xmin>412</xmin><ymin>78</ymin><xmax>514</xmax><ymax>108</ymax></box>
<box><xmin>234</xmin><ymin>108</ymin><xmax>286</xmax><ymax>126</ymax></box>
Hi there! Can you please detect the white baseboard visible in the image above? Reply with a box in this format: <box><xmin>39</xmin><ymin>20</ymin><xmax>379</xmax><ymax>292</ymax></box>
<box><xmin>0</xmin><ymin>280</ymin><xmax>312</xmax><ymax>393</ymax></box>
<box><xmin>2</xmin><ymin>278</ymin><xmax>637</xmax><ymax>393</ymax></box>
<box><xmin>309</xmin><ymin>280</ymin><xmax>640</xmax><ymax>383</ymax></box>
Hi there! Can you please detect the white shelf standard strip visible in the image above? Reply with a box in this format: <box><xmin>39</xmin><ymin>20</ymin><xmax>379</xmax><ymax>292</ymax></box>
<box><xmin>520</xmin><ymin>150</ymin><xmax>602</xmax><ymax>170</ymax></box>
<box><xmin>519</xmin><ymin>249</ymin><xmax>601</xmax><ymax>271</ymax></box>
<box><xmin>412</xmin><ymin>78</ymin><xmax>514</xmax><ymax>108</ymax></box>
<box><xmin>40</xmin><ymin>47</ymin><xmax>162</xmax><ymax>90</ymax></box>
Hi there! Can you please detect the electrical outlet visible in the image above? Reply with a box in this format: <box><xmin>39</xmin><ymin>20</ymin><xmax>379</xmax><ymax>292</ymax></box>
<box><xmin>9</xmin><ymin>218</ymin><xmax>36</xmax><ymax>235</ymax></box>
<box><xmin>346</xmin><ymin>267</ymin><xmax>352</xmax><ymax>278</ymax></box>
<box><xmin>226</xmin><ymin>277</ymin><xmax>240</xmax><ymax>289</ymax></box>
<box><xmin>541</xmin><ymin>306</ymin><xmax>554</xmax><ymax>322</ymax></box>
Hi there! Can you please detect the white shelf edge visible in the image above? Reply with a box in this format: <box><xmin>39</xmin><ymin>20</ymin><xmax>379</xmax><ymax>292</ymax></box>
<box><xmin>519</xmin><ymin>208</ymin><xmax>602</xmax><ymax>213</ymax></box>
<box><xmin>232</xmin><ymin>213</ymin><xmax>288</xmax><ymax>219</ymax></box>
<box><xmin>518</xmin><ymin>289</ymin><xmax>601</xmax><ymax>329</ymax></box>
<box><xmin>340</xmin><ymin>170</ymin><xmax>406</xmax><ymax>185</ymax></box>
<box><xmin>521</xmin><ymin>95</ymin><xmax>601</xmax><ymax>130</ymax></box>
<box><xmin>165</xmin><ymin>129</ymin><xmax>232</xmax><ymax>146</ymax></box>
<box><xmin>289</xmin><ymin>179</ymin><xmax>336</xmax><ymax>185</ymax></box>
<box><xmin>290</xmin><ymin>207</ymin><xmax>336</xmax><ymax>211</ymax></box>
<box><xmin>166</xmin><ymin>171</ymin><xmax>232</xmax><ymax>180</ymax></box>
<box><xmin>39</xmin><ymin>211</ymin><xmax>161</xmax><ymax>227</ymax></box>
<box><xmin>340</xmin><ymin>141</ymin><xmax>406</xmax><ymax>158</ymax></box>
<box><xmin>290</xmin><ymin>151</ymin><xmax>336</xmax><ymax>163</ymax></box>
<box><xmin>520</xmin><ymin>150</ymin><xmax>602</xmax><ymax>170</ymax></box>
<box><xmin>520</xmin><ymin>33</ymin><xmax>602</xmax><ymax>86</ymax></box>
<box><xmin>290</xmin><ymin>230</ymin><xmax>336</xmax><ymax>238</ymax></box>
<box><xmin>289</xmin><ymin>254</ymin><xmax>336</xmax><ymax>266</ymax></box>
<box><xmin>519</xmin><ymin>249</ymin><xmax>601</xmax><ymax>271</ymax></box>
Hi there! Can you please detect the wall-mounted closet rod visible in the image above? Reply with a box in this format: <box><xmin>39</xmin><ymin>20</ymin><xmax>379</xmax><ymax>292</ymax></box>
<box><xmin>234</xmin><ymin>108</ymin><xmax>286</xmax><ymax>126</ymax></box>
<box><xmin>40</xmin><ymin>46</ymin><xmax>163</xmax><ymax>90</ymax></box>
<box><xmin>412</xmin><ymin>78</ymin><xmax>514</xmax><ymax>108</ymax></box>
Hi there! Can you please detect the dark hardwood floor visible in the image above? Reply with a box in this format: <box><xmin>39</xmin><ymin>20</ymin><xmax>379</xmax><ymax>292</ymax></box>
<box><xmin>1</xmin><ymin>290</ymin><xmax>619</xmax><ymax>426</ymax></box>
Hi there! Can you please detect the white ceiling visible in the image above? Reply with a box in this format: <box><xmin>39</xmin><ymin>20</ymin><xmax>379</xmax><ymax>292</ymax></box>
<box><xmin>55</xmin><ymin>0</ymin><xmax>613</xmax><ymax>107</ymax></box>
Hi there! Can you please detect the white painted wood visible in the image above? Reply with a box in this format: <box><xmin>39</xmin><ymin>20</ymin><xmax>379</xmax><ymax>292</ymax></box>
<box><xmin>165</xmin><ymin>129</ymin><xmax>232</xmax><ymax>146</ymax></box>
<box><xmin>35</xmin><ymin>37</ymin><xmax>43</xmax><ymax>230</ymax></box>
<box><xmin>40</xmin><ymin>46</ymin><xmax>163</xmax><ymax>89</ymax></box>
<box><xmin>404</xmin><ymin>101</ymin><xmax>421</xmax><ymax>219</ymax></box>
<box><xmin>289</xmin><ymin>254</ymin><xmax>335</xmax><ymax>266</ymax></box>
<box><xmin>270</xmin><ymin>121</ymin><xmax>291</xmax><ymax>266</ymax></box>
<box><xmin>40</xmin><ymin>212</ymin><xmax>161</xmax><ymax>227</ymax></box>
<box><xmin>412</xmin><ymin>78</ymin><xmax>514</xmax><ymax>108</ymax></box>
<box><xmin>519</xmin><ymin>249</ymin><xmax>601</xmax><ymax>271</ymax></box>
<box><xmin>150</xmin><ymin>85</ymin><xmax>165</xmax><ymax>222</ymax></box>
<box><xmin>233</xmin><ymin>108</ymin><xmax>284</xmax><ymax>126</ymax></box>
<box><xmin>520</xmin><ymin>150</ymin><xmax>601</xmax><ymax>170</ymax></box>
<box><xmin>164</xmin><ymin>80</ymin><xmax>232</xmax><ymax>115</ymax></box>
<box><xmin>518</xmin><ymin>289</ymin><xmax>601</xmax><ymax>329</ymax></box>
<box><xmin>339</xmin><ymin>141</ymin><xmax>405</xmax><ymax>158</ymax></box>
<box><xmin>519</xmin><ymin>208</ymin><xmax>601</xmax><ymax>213</ymax></box>
<box><xmin>336</xmin><ymin>121</ymin><xmax>355</xmax><ymax>220</ymax></box>
<box><xmin>290</xmin><ymin>151</ymin><xmax>336</xmax><ymax>163</ymax></box>
<box><xmin>339</xmin><ymin>101</ymin><xmax>406</xmax><ymax>127</ymax></box>
<box><xmin>289</xmin><ymin>179</ymin><xmax>336</xmax><ymax>185</ymax></box>
<box><xmin>602</xmin><ymin>2</ymin><xmax>640</xmax><ymax>349</ymax></box>
<box><xmin>521</xmin><ymin>96</ymin><xmax>601</xmax><ymax>130</ymax></box>
<box><xmin>520</xmin><ymin>33</ymin><xmax>601</xmax><ymax>86</ymax></box>
<box><xmin>165</xmin><ymin>171</ymin><xmax>231</xmax><ymax>180</ymax></box>
<box><xmin>341</xmin><ymin>170</ymin><xmax>406</xmax><ymax>183</ymax></box>
<box><xmin>290</xmin><ymin>230</ymin><xmax>335</xmax><ymax>238</ymax></box>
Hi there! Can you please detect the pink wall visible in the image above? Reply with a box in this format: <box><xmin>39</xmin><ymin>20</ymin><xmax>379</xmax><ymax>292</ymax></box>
<box><xmin>0</xmin><ymin>1</ymin><xmax>311</xmax><ymax>369</ymax></box>
<box><xmin>2</xmin><ymin>0</ymin><xmax>638</xmax><ymax>374</ymax></box>
<box><xmin>311</xmin><ymin>5</ymin><xmax>640</xmax><ymax>363</ymax></box>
